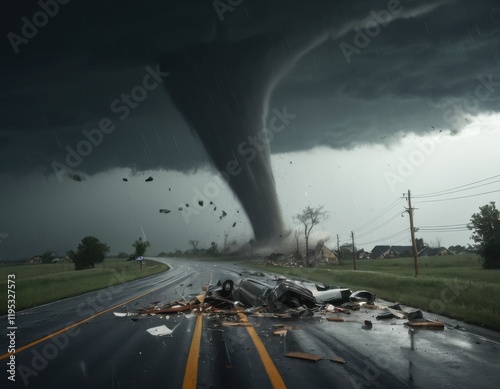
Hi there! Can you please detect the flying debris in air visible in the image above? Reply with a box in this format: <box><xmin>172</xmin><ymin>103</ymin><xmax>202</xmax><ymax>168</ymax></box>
<box><xmin>169</xmin><ymin>188</ymin><xmax>171</xmax><ymax>191</ymax></box>
<box><xmin>232</xmin><ymin>222</ymin><xmax>236</xmax><ymax>228</ymax></box>
<box><xmin>159</xmin><ymin>209</ymin><xmax>171</xmax><ymax>214</ymax></box>
<box><xmin>219</xmin><ymin>211</ymin><xmax>227</xmax><ymax>220</ymax></box>
<box><xmin>123</xmin><ymin>178</ymin><xmax>128</xmax><ymax>182</ymax></box>
<box><xmin>178</xmin><ymin>207</ymin><xmax>183</xmax><ymax>211</ymax></box>
<box><xmin>214</xmin><ymin>207</ymin><xmax>217</xmax><ymax>211</ymax></box>
<box><xmin>145</xmin><ymin>176</ymin><xmax>153</xmax><ymax>182</ymax></box>
<box><xmin>198</xmin><ymin>200</ymin><xmax>204</xmax><ymax>207</ymax></box>
<box><xmin>69</xmin><ymin>173</ymin><xmax>83</xmax><ymax>182</ymax></box>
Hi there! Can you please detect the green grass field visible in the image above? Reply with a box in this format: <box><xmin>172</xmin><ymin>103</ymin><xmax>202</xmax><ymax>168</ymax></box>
<box><xmin>246</xmin><ymin>255</ymin><xmax>500</xmax><ymax>331</ymax></box>
<box><xmin>0</xmin><ymin>258</ymin><xmax>169</xmax><ymax>315</ymax></box>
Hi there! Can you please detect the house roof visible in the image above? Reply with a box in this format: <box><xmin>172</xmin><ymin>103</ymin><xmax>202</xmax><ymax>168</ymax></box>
<box><xmin>390</xmin><ymin>246</ymin><xmax>414</xmax><ymax>254</ymax></box>
<box><xmin>419</xmin><ymin>247</ymin><xmax>454</xmax><ymax>256</ymax></box>
<box><xmin>369</xmin><ymin>245</ymin><xmax>390</xmax><ymax>259</ymax></box>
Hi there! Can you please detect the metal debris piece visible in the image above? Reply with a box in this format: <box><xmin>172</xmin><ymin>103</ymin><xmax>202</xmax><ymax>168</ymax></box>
<box><xmin>146</xmin><ymin>325</ymin><xmax>176</xmax><ymax>336</ymax></box>
<box><xmin>350</xmin><ymin>290</ymin><xmax>376</xmax><ymax>304</ymax></box>
<box><xmin>407</xmin><ymin>310</ymin><xmax>424</xmax><ymax>321</ymax></box>
<box><xmin>113</xmin><ymin>312</ymin><xmax>137</xmax><ymax>317</ymax></box>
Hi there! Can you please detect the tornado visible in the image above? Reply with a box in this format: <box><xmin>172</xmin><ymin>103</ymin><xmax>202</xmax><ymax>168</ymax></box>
<box><xmin>160</xmin><ymin>28</ymin><xmax>332</xmax><ymax>243</ymax></box>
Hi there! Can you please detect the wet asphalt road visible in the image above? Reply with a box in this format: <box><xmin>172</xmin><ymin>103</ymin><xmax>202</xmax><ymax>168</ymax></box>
<box><xmin>1</xmin><ymin>257</ymin><xmax>500</xmax><ymax>388</ymax></box>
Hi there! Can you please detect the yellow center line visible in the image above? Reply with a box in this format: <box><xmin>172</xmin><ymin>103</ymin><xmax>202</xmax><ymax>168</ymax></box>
<box><xmin>0</xmin><ymin>282</ymin><xmax>169</xmax><ymax>361</ymax></box>
<box><xmin>238</xmin><ymin>312</ymin><xmax>287</xmax><ymax>389</ymax></box>
<box><xmin>183</xmin><ymin>314</ymin><xmax>203</xmax><ymax>389</ymax></box>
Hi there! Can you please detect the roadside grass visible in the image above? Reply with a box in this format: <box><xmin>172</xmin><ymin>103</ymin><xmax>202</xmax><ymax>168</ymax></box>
<box><xmin>245</xmin><ymin>255</ymin><xmax>500</xmax><ymax>331</ymax></box>
<box><xmin>0</xmin><ymin>258</ymin><xmax>169</xmax><ymax>315</ymax></box>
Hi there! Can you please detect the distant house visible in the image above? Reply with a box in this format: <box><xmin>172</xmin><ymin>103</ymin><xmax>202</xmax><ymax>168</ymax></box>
<box><xmin>313</xmin><ymin>242</ymin><xmax>337</xmax><ymax>263</ymax></box>
<box><xmin>265</xmin><ymin>252</ymin><xmax>285</xmax><ymax>261</ymax></box>
<box><xmin>388</xmin><ymin>246</ymin><xmax>414</xmax><ymax>258</ymax></box>
<box><xmin>369</xmin><ymin>245</ymin><xmax>391</xmax><ymax>259</ymax></box>
<box><xmin>419</xmin><ymin>247</ymin><xmax>454</xmax><ymax>256</ymax></box>
<box><xmin>369</xmin><ymin>245</ymin><xmax>414</xmax><ymax>259</ymax></box>
<box><xmin>28</xmin><ymin>256</ymin><xmax>42</xmax><ymax>264</ymax></box>
<box><xmin>357</xmin><ymin>249</ymin><xmax>370</xmax><ymax>259</ymax></box>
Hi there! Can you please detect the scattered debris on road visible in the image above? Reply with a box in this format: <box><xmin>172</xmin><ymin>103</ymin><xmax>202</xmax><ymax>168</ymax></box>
<box><xmin>146</xmin><ymin>324</ymin><xmax>178</xmax><ymax>336</ymax></box>
<box><xmin>285</xmin><ymin>352</ymin><xmax>322</xmax><ymax>362</ymax></box>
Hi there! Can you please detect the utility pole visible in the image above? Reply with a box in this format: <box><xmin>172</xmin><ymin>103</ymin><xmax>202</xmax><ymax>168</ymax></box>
<box><xmin>337</xmin><ymin>234</ymin><xmax>341</xmax><ymax>266</ymax></box>
<box><xmin>351</xmin><ymin>231</ymin><xmax>357</xmax><ymax>270</ymax></box>
<box><xmin>404</xmin><ymin>190</ymin><xmax>419</xmax><ymax>277</ymax></box>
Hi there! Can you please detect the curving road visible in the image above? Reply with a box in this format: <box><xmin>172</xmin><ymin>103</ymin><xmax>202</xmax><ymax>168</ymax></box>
<box><xmin>1</xmin><ymin>258</ymin><xmax>500</xmax><ymax>388</ymax></box>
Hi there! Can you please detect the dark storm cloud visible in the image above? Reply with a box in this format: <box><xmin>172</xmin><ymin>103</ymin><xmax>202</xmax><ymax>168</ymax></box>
<box><xmin>2</xmin><ymin>0</ymin><xmax>500</xmax><ymax>241</ymax></box>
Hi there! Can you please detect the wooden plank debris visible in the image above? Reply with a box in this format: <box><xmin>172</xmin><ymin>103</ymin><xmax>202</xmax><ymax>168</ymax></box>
<box><xmin>285</xmin><ymin>352</ymin><xmax>322</xmax><ymax>362</ymax></box>
<box><xmin>407</xmin><ymin>320</ymin><xmax>444</xmax><ymax>328</ymax></box>
<box><xmin>273</xmin><ymin>329</ymin><xmax>288</xmax><ymax>336</ymax></box>
<box><xmin>329</xmin><ymin>357</ymin><xmax>346</xmax><ymax>364</ymax></box>
<box><xmin>326</xmin><ymin>317</ymin><xmax>345</xmax><ymax>322</ymax></box>
<box><xmin>221</xmin><ymin>322</ymin><xmax>251</xmax><ymax>327</ymax></box>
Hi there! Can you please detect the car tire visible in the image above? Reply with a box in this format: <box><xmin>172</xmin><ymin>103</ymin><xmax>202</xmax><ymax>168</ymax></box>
<box><xmin>221</xmin><ymin>280</ymin><xmax>234</xmax><ymax>297</ymax></box>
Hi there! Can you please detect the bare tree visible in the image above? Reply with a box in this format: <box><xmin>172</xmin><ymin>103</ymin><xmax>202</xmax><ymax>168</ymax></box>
<box><xmin>294</xmin><ymin>205</ymin><xmax>328</xmax><ymax>267</ymax></box>
<box><xmin>188</xmin><ymin>239</ymin><xmax>199</xmax><ymax>252</ymax></box>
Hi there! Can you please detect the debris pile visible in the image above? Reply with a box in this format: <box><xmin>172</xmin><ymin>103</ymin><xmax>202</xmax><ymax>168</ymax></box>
<box><xmin>113</xmin><ymin>272</ymin><xmax>446</xmax><ymax>345</ymax></box>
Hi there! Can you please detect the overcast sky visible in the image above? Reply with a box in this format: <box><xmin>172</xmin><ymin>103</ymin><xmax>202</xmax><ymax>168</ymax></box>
<box><xmin>1</xmin><ymin>0</ymin><xmax>500</xmax><ymax>259</ymax></box>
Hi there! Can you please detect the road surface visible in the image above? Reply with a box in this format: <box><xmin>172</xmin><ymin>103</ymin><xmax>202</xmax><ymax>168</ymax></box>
<box><xmin>1</xmin><ymin>258</ymin><xmax>500</xmax><ymax>388</ymax></box>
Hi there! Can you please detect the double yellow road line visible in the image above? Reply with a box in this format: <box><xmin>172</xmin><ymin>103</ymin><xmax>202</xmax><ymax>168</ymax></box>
<box><xmin>182</xmin><ymin>312</ymin><xmax>287</xmax><ymax>389</ymax></box>
<box><xmin>1</xmin><ymin>282</ymin><xmax>287</xmax><ymax>388</ymax></box>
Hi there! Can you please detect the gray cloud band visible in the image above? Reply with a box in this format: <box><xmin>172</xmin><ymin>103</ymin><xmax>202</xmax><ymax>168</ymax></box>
<box><xmin>50</xmin><ymin>64</ymin><xmax>169</xmax><ymax>182</ymax></box>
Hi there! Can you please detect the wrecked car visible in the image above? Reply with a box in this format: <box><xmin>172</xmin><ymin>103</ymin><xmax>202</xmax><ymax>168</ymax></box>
<box><xmin>215</xmin><ymin>277</ymin><xmax>317</xmax><ymax>309</ymax></box>
<box><xmin>301</xmin><ymin>282</ymin><xmax>352</xmax><ymax>304</ymax></box>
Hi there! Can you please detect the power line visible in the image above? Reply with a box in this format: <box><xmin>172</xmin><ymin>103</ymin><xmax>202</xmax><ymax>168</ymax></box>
<box><xmin>415</xmin><ymin>189</ymin><xmax>500</xmax><ymax>203</ymax></box>
<box><xmin>355</xmin><ymin>210</ymin><xmax>404</xmax><ymax>239</ymax></box>
<box><xmin>351</xmin><ymin>197</ymin><xmax>402</xmax><ymax>233</ymax></box>
<box><xmin>413</xmin><ymin>173</ymin><xmax>500</xmax><ymax>198</ymax></box>
<box><xmin>417</xmin><ymin>223</ymin><xmax>468</xmax><ymax>228</ymax></box>
<box><xmin>357</xmin><ymin>228</ymin><xmax>409</xmax><ymax>246</ymax></box>
<box><xmin>413</xmin><ymin>179</ymin><xmax>500</xmax><ymax>199</ymax></box>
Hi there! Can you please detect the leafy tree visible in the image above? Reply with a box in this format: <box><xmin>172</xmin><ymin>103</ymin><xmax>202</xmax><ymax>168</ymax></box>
<box><xmin>41</xmin><ymin>251</ymin><xmax>55</xmax><ymax>264</ymax></box>
<box><xmin>448</xmin><ymin>245</ymin><xmax>467</xmax><ymax>254</ymax></box>
<box><xmin>468</xmin><ymin>202</ymin><xmax>500</xmax><ymax>269</ymax></box>
<box><xmin>415</xmin><ymin>238</ymin><xmax>426</xmax><ymax>251</ymax></box>
<box><xmin>338</xmin><ymin>243</ymin><xmax>355</xmax><ymax>262</ymax></box>
<box><xmin>68</xmin><ymin>236</ymin><xmax>110</xmax><ymax>270</ymax></box>
<box><xmin>207</xmin><ymin>241</ymin><xmax>218</xmax><ymax>256</ymax></box>
<box><xmin>294</xmin><ymin>205</ymin><xmax>328</xmax><ymax>267</ymax></box>
<box><xmin>132</xmin><ymin>237</ymin><xmax>151</xmax><ymax>257</ymax></box>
